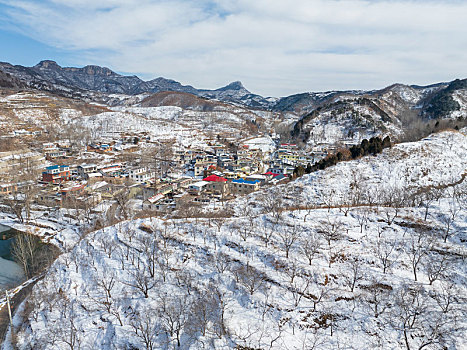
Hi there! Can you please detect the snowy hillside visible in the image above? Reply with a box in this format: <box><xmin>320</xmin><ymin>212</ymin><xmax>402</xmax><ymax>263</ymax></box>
<box><xmin>291</xmin><ymin>130</ymin><xmax>467</xmax><ymax>206</ymax></box>
<box><xmin>9</xmin><ymin>130</ymin><xmax>467</xmax><ymax>350</ymax></box>
<box><xmin>291</xmin><ymin>81</ymin><xmax>467</xmax><ymax>147</ymax></box>
<box><xmin>451</xmin><ymin>89</ymin><xmax>467</xmax><ymax>119</ymax></box>
<box><xmin>0</xmin><ymin>89</ymin><xmax>279</xmax><ymax>154</ymax></box>
<box><xmin>301</xmin><ymin>98</ymin><xmax>403</xmax><ymax>147</ymax></box>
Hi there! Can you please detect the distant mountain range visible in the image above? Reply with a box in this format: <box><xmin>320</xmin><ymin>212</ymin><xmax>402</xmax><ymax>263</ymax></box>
<box><xmin>0</xmin><ymin>60</ymin><xmax>465</xmax><ymax>123</ymax></box>
<box><xmin>0</xmin><ymin>60</ymin><xmax>273</xmax><ymax>108</ymax></box>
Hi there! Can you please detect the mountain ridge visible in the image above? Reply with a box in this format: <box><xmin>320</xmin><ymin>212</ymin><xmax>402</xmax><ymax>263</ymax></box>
<box><xmin>0</xmin><ymin>61</ymin><xmax>466</xmax><ymax>130</ymax></box>
<box><xmin>0</xmin><ymin>60</ymin><xmax>254</xmax><ymax>100</ymax></box>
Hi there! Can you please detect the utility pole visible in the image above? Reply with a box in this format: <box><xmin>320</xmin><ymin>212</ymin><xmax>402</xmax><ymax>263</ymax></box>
<box><xmin>5</xmin><ymin>290</ymin><xmax>12</xmax><ymax>325</ymax></box>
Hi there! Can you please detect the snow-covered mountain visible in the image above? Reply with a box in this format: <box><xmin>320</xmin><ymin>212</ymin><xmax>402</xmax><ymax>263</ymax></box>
<box><xmin>9</xmin><ymin>130</ymin><xmax>467</xmax><ymax>350</ymax></box>
<box><xmin>291</xmin><ymin>81</ymin><xmax>467</xmax><ymax>145</ymax></box>
<box><xmin>0</xmin><ymin>61</ymin><xmax>273</xmax><ymax>108</ymax></box>
<box><xmin>1</xmin><ymin>60</ymin><xmax>466</xmax><ymax>146</ymax></box>
<box><xmin>2</xmin><ymin>60</ymin><xmax>464</xmax><ymax>118</ymax></box>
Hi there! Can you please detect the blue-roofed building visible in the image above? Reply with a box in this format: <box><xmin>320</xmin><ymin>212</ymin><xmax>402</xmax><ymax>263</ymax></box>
<box><xmin>42</xmin><ymin>165</ymin><xmax>71</xmax><ymax>183</ymax></box>
<box><xmin>230</xmin><ymin>178</ymin><xmax>261</xmax><ymax>195</ymax></box>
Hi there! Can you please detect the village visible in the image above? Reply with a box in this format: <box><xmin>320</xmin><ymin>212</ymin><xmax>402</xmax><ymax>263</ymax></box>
<box><xmin>0</xmin><ymin>128</ymin><xmax>325</xmax><ymax>222</ymax></box>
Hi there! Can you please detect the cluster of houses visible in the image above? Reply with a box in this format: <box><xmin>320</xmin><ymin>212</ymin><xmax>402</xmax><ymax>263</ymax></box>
<box><xmin>0</xmin><ymin>130</ymin><xmax>327</xmax><ymax>216</ymax></box>
<box><xmin>42</xmin><ymin>141</ymin><xmax>71</xmax><ymax>161</ymax></box>
<box><xmin>177</xmin><ymin>142</ymin><xmax>318</xmax><ymax>180</ymax></box>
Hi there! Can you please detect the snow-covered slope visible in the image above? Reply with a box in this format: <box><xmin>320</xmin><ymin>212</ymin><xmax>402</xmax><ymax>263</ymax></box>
<box><xmin>0</xmin><ymin>89</ymin><xmax>277</xmax><ymax>152</ymax></box>
<box><xmin>291</xmin><ymin>130</ymin><xmax>467</xmax><ymax>205</ymax></box>
<box><xmin>290</xmin><ymin>80</ymin><xmax>467</xmax><ymax>147</ymax></box>
<box><xmin>10</xmin><ymin>130</ymin><xmax>467</xmax><ymax>350</ymax></box>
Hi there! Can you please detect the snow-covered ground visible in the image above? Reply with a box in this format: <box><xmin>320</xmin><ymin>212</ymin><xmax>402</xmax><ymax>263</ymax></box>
<box><xmin>8</xmin><ymin>129</ymin><xmax>466</xmax><ymax>350</ymax></box>
<box><xmin>291</xmin><ymin>130</ymin><xmax>467</xmax><ymax>206</ymax></box>
<box><xmin>241</xmin><ymin>135</ymin><xmax>276</xmax><ymax>153</ymax></box>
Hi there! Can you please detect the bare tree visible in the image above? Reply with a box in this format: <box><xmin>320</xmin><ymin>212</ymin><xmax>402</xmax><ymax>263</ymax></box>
<box><xmin>433</xmin><ymin>281</ymin><xmax>461</xmax><ymax>314</ymax></box>
<box><xmin>278</xmin><ymin>223</ymin><xmax>300</xmax><ymax>259</ymax></box>
<box><xmin>187</xmin><ymin>285</ymin><xmax>226</xmax><ymax>338</ymax></box>
<box><xmin>11</xmin><ymin>230</ymin><xmax>56</xmax><ymax>278</ymax></box>
<box><xmin>318</xmin><ymin>216</ymin><xmax>344</xmax><ymax>267</ymax></box>
<box><xmin>373</xmin><ymin>236</ymin><xmax>400</xmax><ymax>274</ymax></box>
<box><xmin>89</xmin><ymin>270</ymin><xmax>124</xmax><ymax>327</ymax></box>
<box><xmin>214</xmin><ymin>251</ymin><xmax>231</xmax><ymax>274</ymax></box>
<box><xmin>339</xmin><ymin>192</ymin><xmax>353</xmax><ymax>217</ymax></box>
<box><xmin>388</xmin><ymin>285</ymin><xmax>452</xmax><ymax>350</ymax></box>
<box><xmin>137</xmin><ymin>234</ymin><xmax>159</xmax><ymax>278</ymax></box>
<box><xmin>233</xmin><ymin>219</ymin><xmax>252</xmax><ymax>242</ymax></box>
<box><xmin>260</xmin><ymin>216</ymin><xmax>277</xmax><ymax>248</ymax></box>
<box><xmin>290</xmin><ymin>276</ymin><xmax>312</xmax><ymax>307</ymax></box>
<box><xmin>233</xmin><ymin>264</ymin><xmax>267</xmax><ymax>295</ymax></box>
<box><xmin>283</xmin><ymin>258</ymin><xmax>301</xmax><ymax>283</ymax></box>
<box><xmin>343</xmin><ymin>256</ymin><xmax>363</xmax><ymax>292</ymax></box>
<box><xmin>156</xmin><ymin>241</ymin><xmax>173</xmax><ymax>282</ymax></box>
<box><xmin>259</xmin><ymin>188</ymin><xmax>284</xmax><ymax>224</ymax></box>
<box><xmin>158</xmin><ymin>292</ymin><xmax>190</xmax><ymax>348</ymax></box>
<box><xmin>452</xmin><ymin>181</ymin><xmax>467</xmax><ymax>211</ymax></box>
<box><xmin>362</xmin><ymin>279</ymin><xmax>393</xmax><ymax>319</ymax></box>
<box><xmin>130</xmin><ymin>306</ymin><xmax>162</xmax><ymax>350</ymax></box>
<box><xmin>56</xmin><ymin>302</ymin><xmax>83</xmax><ymax>350</ymax></box>
<box><xmin>124</xmin><ymin>264</ymin><xmax>156</xmax><ymax>298</ymax></box>
<box><xmin>300</xmin><ymin>328</ymin><xmax>327</xmax><ymax>350</ymax></box>
<box><xmin>212</xmin><ymin>216</ymin><xmax>227</xmax><ymax>232</ymax></box>
<box><xmin>322</xmin><ymin>188</ymin><xmax>337</xmax><ymax>212</ymax></box>
<box><xmin>439</xmin><ymin>199</ymin><xmax>460</xmax><ymax>243</ymax></box>
<box><xmin>355</xmin><ymin>207</ymin><xmax>370</xmax><ymax>233</ymax></box>
<box><xmin>405</xmin><ymin>231</ymin><xmax>433</xmax><ymax>281</ymax></box>
<box><xmin>423</xmin><ymin>252</ymin><xmax>451</xmax><ymax>285</ymax></box>
<box><xmin>299</xmin><ymin>230</ymin><xmax>321</xmax><ymax>265</ymax></box>
<box><xmin>308</xmin><ymin>275</ymin><xmax>332</xmax><ymax>312</ymax></box>
<box><xmin>380</xmin><ymin>186</ymin><xmax>405</xmax><ymax>225</ymax></box>
<box><xmin>389</xmin><ymin>285</ymin><xmax>424</xmax><ymax>350</ymax></box>
<box><xmin>419</xmin><ymin>189</ymin><xmax>437</xmax><ymax>222</ymax></box>
<box><xmin>114</xmin><ymin>189</ymin><xmax>132</xmax><ymax>221</ymax></box>
<box><xmin>302</xmin><ymin>196</ymin><xmax>316</xmax><ymax>222</ymax></box>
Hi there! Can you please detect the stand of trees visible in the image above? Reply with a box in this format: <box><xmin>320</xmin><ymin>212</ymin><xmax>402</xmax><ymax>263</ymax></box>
<box><xmin>11</xmin><ymin>231</ymin><xmax>60</xmax><ymax>278</ymax></box>
<box><xmin>294</xmin><ymin>136</ymin><xmax>391</xmax><ymax>178</ymax></box>
<box><xmin>426</xmin><ymin>79</ymin><xmax>467</xmax><ymax>118</ymax></box>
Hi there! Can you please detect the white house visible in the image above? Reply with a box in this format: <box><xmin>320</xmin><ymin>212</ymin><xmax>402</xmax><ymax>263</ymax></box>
<box><xmin>129</xmin><ymin>167</ymin><xmax>155</xmax><ymax>183</ymax></box>
<box><xmin>77</xmin><ymin>164</ymin><xmax>98</xmax><ymax>179</ymax></box>
<box><xmin>188</xmin><ymin>181</ymin><xmax>208</xmax><ymax>195</ymax></box>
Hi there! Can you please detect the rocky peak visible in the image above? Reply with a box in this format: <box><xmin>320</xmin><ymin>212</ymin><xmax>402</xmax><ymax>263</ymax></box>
<box><xmin>34</xmin><ymin>60</ymin><xmax>61</xmax><ymax>70</ymax></box>
<box><xmin>217</xmin><ymin>81</ymin><xmax>247</xmax><ymax>91</ymax></box>
<box><xmin>81</xmin><ymin>65</ymin><xmax>117</xmax><ymax>77</ymax></box>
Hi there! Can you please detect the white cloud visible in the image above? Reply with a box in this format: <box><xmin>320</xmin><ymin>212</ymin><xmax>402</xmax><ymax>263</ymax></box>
<box><xmin>0</xmin><ymin>0</ymin><xmax>466</xmax><ymax>96</ymax></box>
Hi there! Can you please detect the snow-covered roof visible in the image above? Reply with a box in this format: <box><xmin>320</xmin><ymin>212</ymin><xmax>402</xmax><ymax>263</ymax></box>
<box><xmin>87</xmin><ymin>172</ymin><xmax>103</xmax><ymax>178</ymax></box>
<box><xmin>246</xmin><ymin>174</ymin><xmax>267</xmax><ymax>180</ymax></box>
<box><xmin>190</xmin><ymin>181</ymin><xmax>208</xmax><ymax>188</ymax></box>
<box><xmin>147</xmin><ymin>193</ymin><xmax>164</xmax><ymax>204</ymax></box>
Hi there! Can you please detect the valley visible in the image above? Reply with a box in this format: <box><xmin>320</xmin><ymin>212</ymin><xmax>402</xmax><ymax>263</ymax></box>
<box><xmin>0</xmin><ymin>62</ymin><xmax>465</xmax><ymax>349</ymax></box>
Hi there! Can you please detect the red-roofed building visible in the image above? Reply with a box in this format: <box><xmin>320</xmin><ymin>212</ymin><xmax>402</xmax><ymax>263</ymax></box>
<box><xmin>203</xmin><ymin>175</ymin><xmax>227</xmax><ymax>182</ymax></box>
<box><xmin>203</xmin><ymin>174</ymin><xmax>229</xmax><ymax>194</ymax></box>
<box><xmin>263</xmin><ymin>171</ymin><xmax>279</xmax><ymax>180</ymax></box>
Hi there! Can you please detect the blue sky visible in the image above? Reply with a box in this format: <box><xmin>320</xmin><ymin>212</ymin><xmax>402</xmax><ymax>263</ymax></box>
<box><xmin>0</xmin><ymin>0</ymin><xmax>466</xmax><ymax>97</ymax></box>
